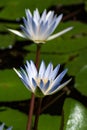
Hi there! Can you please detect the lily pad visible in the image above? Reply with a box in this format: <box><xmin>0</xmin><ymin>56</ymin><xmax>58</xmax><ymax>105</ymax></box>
<box><xmin>38</xmin><ymin>114</ymin><xmax>61</xmax><ymax>130</ymax></box>
<box><xmin>75</xmin><ymin>65</ymin><xmax>87</xmax><ymax>96</ymax></box>
<box><xmin>63</xmin><ymin>98</ymin><xmax>87</xmax><ymax>130</ymax></box>
<box><xmin>0</xmin><ymin>107</ymin><xmax>27</xmax><ymax>130</ymax></box>
<box><xmin>0</xmin><ymin>69</ymin><xmax>31</xmax><ymax>101</ymax></box>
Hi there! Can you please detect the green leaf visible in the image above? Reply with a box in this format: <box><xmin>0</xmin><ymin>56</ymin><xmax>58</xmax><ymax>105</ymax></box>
<box><xmin>0</xmin><ymin>107</ymin><xmax>27</xmax><ymax>130</ymax></box>
<box><xmin>38</xmin><ymin>114</ymin><xmax>61</xmax><ymax>130</ymax></box>
<box><xmin>0</xmin><ymin>69</ymin><xmax>31</xmax><ymax>101</ymax></box>
<box><xmin>63</xmin><ymin>98</ymin><xmax>87</xmax><ymax>130</ymax></box>
<box><xmin>75</xmin><ymin>65</ymin><xmax>87</xmax><ymax>95</ymax></box>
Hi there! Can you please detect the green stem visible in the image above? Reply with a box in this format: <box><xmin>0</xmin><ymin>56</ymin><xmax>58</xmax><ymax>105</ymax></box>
<box><xmin>26</xmin><ymin>44</ymin><xmax>41</xmax><ymax>130</ymax></box>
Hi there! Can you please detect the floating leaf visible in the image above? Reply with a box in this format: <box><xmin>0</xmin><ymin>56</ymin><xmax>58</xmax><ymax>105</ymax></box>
<box><xmin>0</xmin><ymin>69</ymin><xmax>31</xmax><ymax>101</ymax></box>
<box><xmin>38</xmin><ymin>114</ymin><xmax>61</xmax><ymax>130</ymax></box>
<box><xmin>75</xmin><ymin>65</ymin><xmax>87</xmax><ymax>95</ymax></box>
<box><xmin>0</xmin><ymin>107</ymin><xmax>27</xmax><ymax>130</ymax></box>
<box><xmin>63</xmin><ymin>98</ymin><xmax>87</xmax><ymax>130</ymax></box>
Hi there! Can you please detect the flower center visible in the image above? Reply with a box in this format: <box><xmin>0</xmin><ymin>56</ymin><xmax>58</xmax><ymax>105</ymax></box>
<box><xmin>34</xmin><ymin>40</ymin><xmax>46</xmax><ymax>44</ymax></box>
<box><xmin>36</xmin><ymin>78</ymin><xmax>48</xmax><ymax>86</ymax></box>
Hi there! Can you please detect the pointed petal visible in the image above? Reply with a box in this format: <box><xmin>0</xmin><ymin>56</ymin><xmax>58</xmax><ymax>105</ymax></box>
<box><xmin>46</xmin><ymin>11</ymin><xmax>54</xmax><ymax>22</ymax></box>
<box><xmin>31</xmin><ymin>19</ymin><xmax>37</xmax><ymax>37</ymax></box>
<box><xmin>47</xmin><ymin>14</ymin><xmax>63</xmax><ymax>35</ymax></box>
<box><xmin>0</xmin><ymin>123</ymin><xmax>5</xmax><ymax>129</ymax></box>
<box><xmin>25</xmin><ymin>60</ymin><xmax>34</xmax><ymax>78</ymax></box>
<box><xmin>25</xmin><ymin>9</ymin><xmax>32</xmax><ymax>19</ymax></box>
<box><xmin>25</xmin><ymin>9</ymin><xmax>37</xmax><ymax>38</ymax></box>
<box><xmin>13</xmin><ymin>68</ymin><xmax>32</xmax><ymax>91</ymax></box>
<box><xmin>47</xmin><ymin>27</ymin><xmax>73</xmax><ymax>41</ymax></box>
<box><xmin>44</xmin><ymin>21</ymin><xmax>56</xmax><ymax>39</ymax></box>
<box><xmin>45</xmin><ymin>69</ymin><xmax>68</xmax><ymax>93</ymax></box>
<box><xmin>22</xmin><ymin>17</ymin><xmax>29</xmax><ymax>29</ymax></box>
<box><xmin>47</xmin><ymin>79</ymin><xmax>71</xmax><ymax>95</ymax></box>
<box><xmin>40</xmin><ymin>9</ymin><xmax>46</xmax><ymax>23</ymax></box>
<box><xmin>49</xmin><ymin>64</ymin><xmax>60</xmax><ymax>80</ymax></box>
<box><xmin>53</xmin><ymin>14</ymin><xmax>63</xmax><ymax>31</ymax></box>
<box><xmin>25</xmin><ymin>61</ymin><xmax>37</xmax><ymax>89</ymax></box>
<box><xmin>20</xmin><ymin>78</ymin><xmax>32</xmax><ymax>91</ymax></box>
<box><xmin>33</xmin><ymin>8</ymin><xmax>40</xmax><ymax>23</ymax></box>
<box><xmin>53</xmin><ymin>69</ymin><xmax>68</xmax><ymax>86</ymax></box>
<box><xmin>8</xmin><ymin>29</ymin><xmax>26</xmax><ymax>38</ymax></box>
<box><xmin>42</xmin><ymin>80</ymin><xmax>50</xmax><ymax>95</ymax></box>
<box><xmin>44</xmin><ymin>62</ymin><xmax>53</xmax><ymax>78</ymax></box>
<box><xmin>32</xmin><ymin>78</ymin><xmax>37</xmax><ymax>91</ymax></box>
<box><xmin>20</xmin><ymin>25</ymin><xmax>32</xmax><ymax>40</ymax></box>
<box><xmin>39</xmin><ymin>61</ymin><xmax>46</xmax><ymax>78</ymax></box>
<box><xmin>39</xmin><ymin>21</ymin><xmax>48</xmax><ymax>39</ymax></box>
<box><xmin>13</xmin><ymin>68</ymin><xmax>23</xmax><ymax>79</ymax></box>
<box><xmin>40</xmin><ymin>79</ymin><xmax>44</xmax><ymax>89</ymax></box>
<box><xmin>30</xmin><ymin>60</ymin><xmax>37</xmax><ymax>77</ymax></box>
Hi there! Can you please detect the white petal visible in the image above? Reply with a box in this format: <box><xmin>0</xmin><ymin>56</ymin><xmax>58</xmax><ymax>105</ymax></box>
<box><xmin>25</xmin><ymin>61</ymin><xmax>37</xmax><ymax>87</ymax></box>
<box><xmin>40</xmin><ymin>9</ymin><xmax>47</xmax><ymax>23</ymax></box>
<box><xmin>8</xmin><ymin>29</ymin><xmax>26</xmax><ymax>38</ymax></box>
<box><xmin>39</xmin><ymin>80</ymin><xmax>50</xmax><ymax>95</ymax></box>
<box><xmin>21</xmin><ymin>78</ymin><xmax>32</xmax><ymax>91</ymax></box>
<box><xmin>32</xmin><ymin>78</ymin><xmax>37</xmax><ymax>92</ymax></box>
<box><xmin>25</xmin><ymin>9</ymin><xmax>37</xmax><ymax>37</ymax></box>
<box><xmin>33</xmin><ymin>8</ymin><xmax>40</xmax><ymax>24</ymax></box>
<box><xmin>49</xmin><ymin>64</ymin><xmax>60</xmax><ymax>80</ymax></box>
<box><xmin>14</xmin><ymin>68</ymin><xmax>32</xmax><ymax>91</ymax></box>
<box><xmin>40</xmin><ymin>79</ymin><xmax>44</xmax><ymax>89</ymax></box>
<box><xmin>26</xmin><ymin>60</ymin><xmax>34</xmax><ymax>78</ymax></box>
<box><xmin>0</xmin><ymin>123</ymin><xmax>5</xmax><ymax>129</ymax></box>
<box><xmin>45</xmin><ymin>69</ymin><xmax>68</xmax><ymax>93</ymax></box>
<box><xmin>39</xmin><ymin>61</ymin><xmax>46</xmax><ymax>78</ymax></box>
<box><xmin>44</xmin><ymin>62</ymin><xmax>53</xmax><ymax>78</ymax></box>
<box><xmin>47</xmin><ymin>14</ymin><xmax>63</xmax><ymax>35</ymax></box>
<box><xmin>42</xmin><ymin>80</ymin><xmax>50</xmax><ymax>95</ymax></box>
<box><xmin>30</xmin><ymin>60</ymin><xmax>37</xmax><ymax>77</ymax></box>
<box><xmin>47</xmin><ymin>27</ymin><xmax>73</xmax><ymax>41</ymax></box>
<box><xmin>46</xmin><ymin>11</ymin><xmax>54</xmax><ymax>22</ymax></box>
<box><xmin>13</xmin><ymin>68</ymin><xmax>22</xmax><ymax>79</ymax></box>
<box><xmin>14</xmin><ymin>67</ymin><xmax>36</xmax><ymax>92</ymax></box>
<box><xmin>20</xmin><ymin>25</ymin><xmax>32</xmax><ymax>40</ymax></box>
<box><xmin>53</xmin><ymin>14</ymin><xmax>63</xmax><ymax>31</ymax></box>
<box><xmin>39</xmin><ymin>21</ymin><xmax>48</xmax><ymax>39</ymax></box>
<box><xmin>47</xmin><ymin>79</ymin><xmax>71</xmax><ymax>95</ymax></box>
<box><xmin>25</xmin><ymin>9</ymin><xmax>32</xmax><ymax>20</ymax></box>
<box><xmin>52</xmin><ymin>69</ymin><xmax>68</xmax><ymax>86</ymax></box>
<box><xmin>43</xmin><ymin>21</ymin><xmax>56</xmax><ymax>39</ymax></box>
<box><xmin>31</xmin><ymin>19</ymin><xmax>37</xmax><ymax>36</ymax></box>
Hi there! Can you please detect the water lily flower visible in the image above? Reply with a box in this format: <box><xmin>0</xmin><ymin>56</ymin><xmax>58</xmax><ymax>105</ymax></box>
<box><xmin>0</xmin><ymin>123</ymin><xmax>12</xmax><ymax>130</ymax></box>
<box><xmin>14</xmin><ymin>60</ymin><xmax>71</xmax><ymax>97</ymax></box>
<box><xmin>8</xmin><ymin>8</ymin><xmax>73</xmax><ymax>44</ymax></box>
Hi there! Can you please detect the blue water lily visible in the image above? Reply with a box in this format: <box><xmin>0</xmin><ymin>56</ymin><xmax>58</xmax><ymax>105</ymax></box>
<box><xmin>14</xmin><ymin>60</ymin><xmax>71</xmax><ymax>97</ymax></box>
<box><xmin>0</xmin><ymin>123</ymin><xmax>12</xmax><ymax>130</ymax></box>
<box><xmin>8</xmin><ymin>8</ymin><xmax>73</xmax><ymax>44</ymax></box>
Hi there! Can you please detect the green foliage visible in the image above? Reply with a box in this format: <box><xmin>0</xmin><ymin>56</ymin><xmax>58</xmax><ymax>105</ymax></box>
<box><xmin>75</xmin><ymin>65</ymin><xmax>87</xmax><ymax>96</ymax></box>
<box><xmin>0</xmin><ymin>107</ymin><xmax>27</xmax><ymax>130</ymax></box>
<box><xmin>0</xmin><ymin>70</ymin><xmax>30</xmax><ymax>101</ymax></box>
<box><xmin>38</xmin><ymin>115</ymin><xmax>61</xmax><ymax>130</ymax></box>
<box><xmin>0</xmin><ymin>0</ymin><xmax>87</xmax><ymax>130</ymax></box>
<box><xmin>63</xmin><ymin>98</ymin><xmax>87</xmax><ymax>130</ymax></box>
